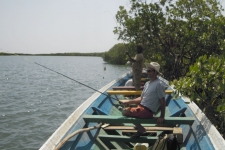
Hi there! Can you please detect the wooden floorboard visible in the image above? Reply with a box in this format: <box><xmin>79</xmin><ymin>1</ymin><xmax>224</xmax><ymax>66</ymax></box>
<box><xmin>98</xmin><ymin>135</ymin><xmax>158</xmax><ymax>144</ymax></box>
<box><xmin>103</xmin><ymin>126</ymin><xmax>175</xmax><ymax>131</ymax></box>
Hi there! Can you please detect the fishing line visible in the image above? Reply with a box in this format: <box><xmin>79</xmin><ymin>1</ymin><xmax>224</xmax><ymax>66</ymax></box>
<box><xmin>8</xmin><ymin>53</ymin><xmax>119</xmax><ymax>101</ymax></box>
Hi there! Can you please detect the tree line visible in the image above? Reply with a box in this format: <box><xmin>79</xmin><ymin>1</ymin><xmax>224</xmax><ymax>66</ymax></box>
<box><xmin>0</xmin><ymin>52</ymin><xmax>104</xmax><ymax>57</ymax></box>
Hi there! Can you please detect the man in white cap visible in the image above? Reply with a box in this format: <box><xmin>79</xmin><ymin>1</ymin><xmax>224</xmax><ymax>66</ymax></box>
<box><xmin>119</xmin><ymin>62</ymin><xmax>165</xmax><ymax>138</ymax></box>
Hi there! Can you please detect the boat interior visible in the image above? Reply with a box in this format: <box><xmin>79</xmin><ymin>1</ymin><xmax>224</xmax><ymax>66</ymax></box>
<box><xmin>57</xmin><ymin>75</ymin><xmax>215</xmax><ymax>150</ymax></box>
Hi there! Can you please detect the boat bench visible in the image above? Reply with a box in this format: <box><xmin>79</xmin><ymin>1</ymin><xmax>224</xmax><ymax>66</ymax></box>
<box><xmin>106</xmin><ymin>89</ymin><xmax>173</xmax><ymax>96</ymax></box>
<box><xmin>102</xmin><ymin>125</ymin><xmax>183</xmax><ymax>143</ymax></box>
<box><xmin>98</xmin><ymin>135</ymin><xmax>185</xmax><ymax>148</ymax></box>
<box><xmin>98</xmin><ymin>135</ymin><xmax>158</xmax><ymax>144</ymax></box>
<box><xmin>112</xmin><ymin>86</ymin><xmax>144</xmax><ymax>90</ymax></box>
<box><xmin>84</xmin><ymin>115</ymin><xmax>188</xmax><ymax>143</ymax></box>
<box><xmin>112</xmin><ymin>85</ymin><xmax>168</xmax><ymax>91</ymax></box>
<box><xmin>83</xmin><ymin>115</ymin><xmax>195</xmax><ymax>125</ymax></box>
<box><xmin>103</xmin><ymin>125</ymin><xmax>179</xmax><ymax>131</ymax></box>
<box><xmin>141</xmin><ymin>78</ymin><xmax>149</xmax><ymax>81</ymax></box>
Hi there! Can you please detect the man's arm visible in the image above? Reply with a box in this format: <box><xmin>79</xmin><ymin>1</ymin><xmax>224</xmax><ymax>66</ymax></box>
<box><xmin>119</xmin><ymin>97</ymin><xmax>142</xmax><ymax>105</ymax></box>
<box><xmin>157</xmin><ymin>97</ymin><xmax>165</xmax><ymax>124</ymax></box>
<box><xmin>126</xmin><ymin>51</ymin><xmax>136</xmax><ymax>62</ymax></box>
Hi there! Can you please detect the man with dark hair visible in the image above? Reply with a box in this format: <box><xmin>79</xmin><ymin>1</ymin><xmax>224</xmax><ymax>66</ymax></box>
<box><xmin>126</xmin><ymin>44</ymin><xmax>144</xmax><ymax>90</ymax></box>
<box><xmin>120</xmin><ymin>62</ymin><xmax>165</xmax><ymax>138</ymax></box>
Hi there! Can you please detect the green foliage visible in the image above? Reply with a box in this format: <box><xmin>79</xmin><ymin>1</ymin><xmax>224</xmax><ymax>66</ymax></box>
<box><xmin>171</xmin><ymin>55</ymin><xmax>225</xmax><ymax>135</ymax></box>
<box><xmin>103</xmin><ymin>43</ymin><xmax>136</xmax><ymax>65</ymax></box>
<box><xmin>36</xmin><ymin>52</ymin><xmax>104</xmax><ymax>57</ymax></box>
<box><xmin>113</xmin><ymin>0</ymin><xmax>225</xmax><ymax>136</ymax></box>
<box><xmin>0</xmin><ymin>52</ymin><xmax>104</xmax><ymax>57</ymax></box>
<box><xmin>0</xmin><ymin>52</ymin><xmax>11</xmax><ymax>56</ymax></box>
<box><xmin>114</xmin><ymin>0</ymin><xmax>225</xmax><ymax>80</ymax></box>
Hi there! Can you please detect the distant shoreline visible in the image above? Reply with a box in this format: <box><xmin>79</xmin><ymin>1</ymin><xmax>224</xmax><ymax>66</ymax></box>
<box><xmin>0</xmin><ymin>52</ymin><xmax>104</xmax><ymax>57</ymax></box>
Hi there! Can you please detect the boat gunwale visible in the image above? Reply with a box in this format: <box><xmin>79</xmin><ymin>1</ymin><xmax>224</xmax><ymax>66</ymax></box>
<box><xmin>164</xmin><ymin>77</ymin><xmax>225</xmax><ymax>150</ymax></box>
<box><xmin>185</xmin><ymin>97</ymin><xmax>225</xmax><ymax>150</ymax></box>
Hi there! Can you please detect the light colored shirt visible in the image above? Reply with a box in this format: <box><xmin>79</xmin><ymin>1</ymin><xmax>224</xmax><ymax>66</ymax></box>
<box><xmin>132</xmin><ymin>53</ymin><xmax>144</xmax><ymax>72</ymax></box>
<box><xmin>140</xmin><ymin>78</ymin><xmax>165</xmax><ymax>113</ymax></box>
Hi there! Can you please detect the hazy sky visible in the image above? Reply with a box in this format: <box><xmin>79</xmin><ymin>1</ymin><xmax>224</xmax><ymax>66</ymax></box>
<box><xmin>0</xmin><ymin>0</ymin><xmax>225</xmax><ymax>54</ymax></box>
<box><xmin>0</xmin><ymin>0</ymin><xmax>131</xmax><ymax>54</ymax></box>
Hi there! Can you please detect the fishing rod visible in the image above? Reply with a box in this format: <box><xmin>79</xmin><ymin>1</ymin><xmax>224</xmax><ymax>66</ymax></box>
<box><xmin>6</xmin><ymin>52</ymin><xmax>120</xmax><ymax>101</ymax></box>
<box><xmin>34</xmin><ymin>62</ymin><xmax>114</xmax><ymax>98</ymax></box>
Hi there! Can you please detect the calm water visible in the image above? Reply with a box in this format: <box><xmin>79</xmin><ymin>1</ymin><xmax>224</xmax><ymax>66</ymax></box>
<box><xmin>0</xmin><ymin>56</ymin><xmax>131</xmax><ymax>150</ymax></box>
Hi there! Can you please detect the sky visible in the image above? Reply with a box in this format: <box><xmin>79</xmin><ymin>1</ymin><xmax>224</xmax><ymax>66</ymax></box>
<box><xmin>0</xmin><ymin>0</ymin><xmax>131</xmax><ymax>54</ymax></box>
<box><xmin>0</xmin><ymin>0</ymin><xmax>225</xmax><ymax>54</ymax></box>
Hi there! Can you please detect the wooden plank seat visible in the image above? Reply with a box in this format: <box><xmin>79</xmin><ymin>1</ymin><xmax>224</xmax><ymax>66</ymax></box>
<box><xmin>83</xmin><ymin>115</ymin><xmax>195</xmax><ymax>125</ymax></box>
<box><xmin>112</xmin><ymin>86</ymin><xmax>144</xmax><ymax>90</ymax></box>
<box><xmin>98</xmin><ymin>135</ymin><xmax>184</xmax><ymax>146</ymax></box>
<box><xmin>119</xmin><ymin>127</ymin><xmax>183</xmax><ymax>143</ymax></box>
<box><xmin>107</xmin><ymin>90</ymin><xmax>142</xmax><ymax>95</ymax></box>
<box><xmin>101</xmin><ymin>126</ymin><xmax>183</xmax><ymax>143</ymax></box>
<box><xmin>112</xmin><ymin>85</ymin><xmax>168</xmax><ymax>91</ymax></box>
<box><xmin>98</xmin><ymin>135</ymin><xmax>158</xmax><ymax>144</ymax></box>
<box><xmin>106</xmin><ymin>90</ymin><xmax>173</xmax><ymax>96</ymax></box>
<box><xmin>141</xmin><ymin>78</ymin><xmax>149</xmax><ymax>82</ymax></box>
<box><xmin>119</xmin><ymin>128</ymin><xmax>183</xmax><ymax>143</ymax></box>
<box><xmin>121</xmin><ymin>130</ymin><xmax>156</xmax><ymax>134</ymax></box>
<box><xmin>103</xmin><ymin>126</ymin><xmax>179</xmax><ymax>131</ymax></box>
<box><xmin>103</xmin><ymin>125</ymin><xmax>180</xmax><ymax>134</ymax></box>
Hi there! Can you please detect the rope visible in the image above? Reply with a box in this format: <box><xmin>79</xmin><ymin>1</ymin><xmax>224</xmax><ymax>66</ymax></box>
<box><xmin>54</xmin><ymin>123</ymin><xmax>103</xmax><ymax>150</ymax></box>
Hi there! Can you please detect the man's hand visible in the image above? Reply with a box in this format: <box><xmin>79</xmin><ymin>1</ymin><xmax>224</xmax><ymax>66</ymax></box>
<box><xmin>119</xmin><ymin>100</ymin><xmax>130</xmax><ymax>107</ymax></box>
<box><xmin>157</xmin><ymin>117</ymin><xmax>164</xmax><ymax>124</ymax></box>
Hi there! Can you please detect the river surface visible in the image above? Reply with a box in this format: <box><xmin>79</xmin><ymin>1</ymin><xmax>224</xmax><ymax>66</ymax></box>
<box><xmin>0</xmin><ymin>56</ymin><xmax>131</xmax><ymax>150</ymax></box>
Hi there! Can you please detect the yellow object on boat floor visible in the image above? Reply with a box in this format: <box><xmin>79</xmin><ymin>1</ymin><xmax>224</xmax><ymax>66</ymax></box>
<box><xmin>134</xmin><ymin>143</ymin><xmax>149</xmax><ymax>150</ymax></box>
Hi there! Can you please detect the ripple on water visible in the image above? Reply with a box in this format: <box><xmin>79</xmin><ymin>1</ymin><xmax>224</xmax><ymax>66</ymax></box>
<box><xmin>0</xmin><ymin>56</ymin><xmax>131</xmax><ymax>150</ymax></box>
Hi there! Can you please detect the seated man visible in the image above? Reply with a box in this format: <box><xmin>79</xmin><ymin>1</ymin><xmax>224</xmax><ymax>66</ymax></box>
<box><xmin>119</xmin><ymin>62</ymin><xmax>165</xmax><ymax>138</ymax></box>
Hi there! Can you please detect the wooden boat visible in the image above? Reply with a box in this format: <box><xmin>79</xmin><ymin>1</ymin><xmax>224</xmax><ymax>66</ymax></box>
<box><xmin>40</xmin><ymin>71</ymin><xmax>225</xmax><ymax>150</ymax></box>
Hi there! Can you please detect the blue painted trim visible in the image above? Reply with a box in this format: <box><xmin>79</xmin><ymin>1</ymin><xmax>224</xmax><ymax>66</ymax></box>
<box><xmin>170</xmin><ymin>107</ymin><xmax>187</xmax><ymax>117</ymax></box>
<box><xmin>91</xmin><ymin>107</ymin><xmax>108</xmax><ymax>115</ymax></box>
